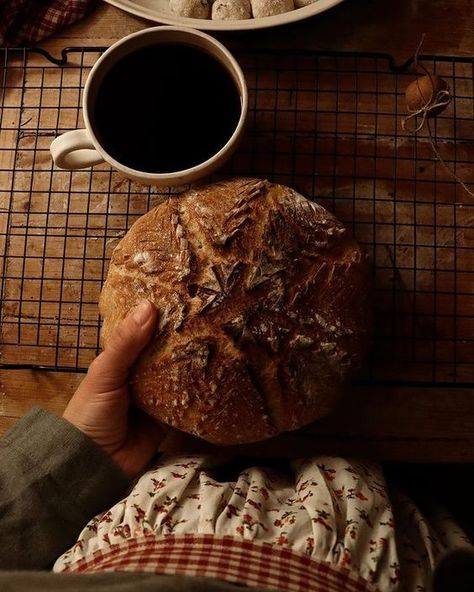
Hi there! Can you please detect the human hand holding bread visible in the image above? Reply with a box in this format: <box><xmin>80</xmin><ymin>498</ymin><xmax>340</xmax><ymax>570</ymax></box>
<box><xmin>101</xmin><ymin>179</ymin><xmax>369</xmax><ymax>438</ymax></box>
<box><xmin>65</xmin><ymin>178</ymin><xmax>369</xmax><ymax>472</ymax></box>
<box><xmin>63</xmin><ymin>300</ymin><xmax>166</xmax><ymax>478</ymax></box>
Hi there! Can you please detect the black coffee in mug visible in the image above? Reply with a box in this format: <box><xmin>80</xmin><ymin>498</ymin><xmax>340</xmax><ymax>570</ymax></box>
<box><xmin>92</xmin><ymin>44</ymin><xmax>242</xmax><ymax>174</ymax></box>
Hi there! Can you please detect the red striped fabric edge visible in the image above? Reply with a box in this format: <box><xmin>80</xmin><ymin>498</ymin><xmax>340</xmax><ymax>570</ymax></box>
<box><xmin>62</xmin><ymin>534</ymin><xmax>380</xmax><ymax>592</ymax></box>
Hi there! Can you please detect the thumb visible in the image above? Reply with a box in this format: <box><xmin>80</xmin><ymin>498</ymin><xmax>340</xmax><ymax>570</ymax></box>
<box><xmin>86</xmin><ymin>300</ymin><xmax>158</xmax><ymax>392</ymax></box>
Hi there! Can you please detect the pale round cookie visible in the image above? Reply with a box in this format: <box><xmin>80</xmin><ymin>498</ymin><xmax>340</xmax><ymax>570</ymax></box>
<box><xmin>294</xmin><ymin>0</ymin><xmax>316</xmax><ymax>6</ymax></box>
<box><xmin>251</xmin><ymin>0</ymin><xmax>294</xmax><ymax>17</ymax></box>
<box><xmin>169</xmin><ymin>0</ymin><xmax>210</xmax><ymax>18</ymax></box>
<box><xmin>212</xmin><ymin>0</ymin><xmax>252</xmax><ymax>19</ymax></box>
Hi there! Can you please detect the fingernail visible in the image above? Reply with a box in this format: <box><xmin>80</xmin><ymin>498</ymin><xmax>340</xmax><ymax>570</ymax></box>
<box><xmin>132</xmin><ymin>300</ymin><xmax>153</xmax><ymax>325</ymax></box>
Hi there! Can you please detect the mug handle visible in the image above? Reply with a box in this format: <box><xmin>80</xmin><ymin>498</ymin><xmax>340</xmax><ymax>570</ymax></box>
<box><xmin>50</xmin><ymin>129</ymin><xmax>105</xmax><ymax>170</ymax></box>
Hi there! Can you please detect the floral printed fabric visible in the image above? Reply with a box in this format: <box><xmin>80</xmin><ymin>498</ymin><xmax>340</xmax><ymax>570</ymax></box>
<box><xmin>54</xmin><ymin>455</ymin><xmax>472</xmax><ymax>592</ymax></box>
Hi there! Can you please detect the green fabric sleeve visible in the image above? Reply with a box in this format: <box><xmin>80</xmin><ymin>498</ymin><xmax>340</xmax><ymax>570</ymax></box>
<box><xmin>0</xmin><ymin>572</ymin><xmax>273</xmax><ymax>592</ymax></box>
<box><xmin>0</xmin><ymin>407</ymin><xmax>131</xmax><ymax>570</ymax></box>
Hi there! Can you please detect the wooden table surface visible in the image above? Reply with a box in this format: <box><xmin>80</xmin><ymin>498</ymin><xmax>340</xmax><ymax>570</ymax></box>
<box><xmin>1</xmin><ymin>0</ymin><xmax>474</xmax><ymax>461</ymax></box>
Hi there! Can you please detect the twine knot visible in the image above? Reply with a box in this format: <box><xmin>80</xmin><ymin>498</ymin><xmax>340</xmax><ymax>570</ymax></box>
<box><xmin>402</xmin><ymin>88</ymin><xmax>451</xmax><ymax>133</ymax></box>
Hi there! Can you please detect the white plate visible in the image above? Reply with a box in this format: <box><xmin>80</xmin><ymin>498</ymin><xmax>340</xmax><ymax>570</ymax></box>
<box><xmin>104</xmin><ymin>0</ymin><xmax>344</xmax><ymax>31</ymax></box>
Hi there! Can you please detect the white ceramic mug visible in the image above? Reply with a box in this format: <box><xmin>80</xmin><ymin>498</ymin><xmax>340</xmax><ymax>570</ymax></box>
<box><xmin>50</xmin><ymin>27</ymin><xmax>248</xmax><ymax>186</ymax></box>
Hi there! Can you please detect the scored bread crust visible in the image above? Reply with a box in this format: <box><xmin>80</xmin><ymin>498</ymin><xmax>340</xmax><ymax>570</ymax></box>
<box><xmin>99</xmin><ymin>178</ymin><xmax>370</xmax><ymax>444</ymax></box>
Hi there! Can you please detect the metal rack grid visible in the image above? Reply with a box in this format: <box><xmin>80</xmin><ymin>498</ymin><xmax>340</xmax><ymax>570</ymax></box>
<box><xmin>0</xmin><ymin>47</ymin><xmax>473</xmax><ymax>385</ymax></box>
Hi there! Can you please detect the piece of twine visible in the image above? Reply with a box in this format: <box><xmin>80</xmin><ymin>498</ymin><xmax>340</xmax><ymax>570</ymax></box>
<box><xmin>401</xmin><ymin>35</ymin><xmax>451</xmax><ymax>133</ymax></box>
<box><xmin>401</xmin><ymin>34</ymin><xmax>474</xmax><ymax>200</ymax></box>
<box><xmin>402</xmin><ymin>89</ymin><xmax>451</xmax><ymax>134</ymax></box>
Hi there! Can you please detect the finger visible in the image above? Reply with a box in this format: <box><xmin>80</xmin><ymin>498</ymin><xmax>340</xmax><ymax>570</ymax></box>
<box><xmin>87</xmin><ymin>300</ymin><xmax>158</xmax><ymax>388</ymax></box>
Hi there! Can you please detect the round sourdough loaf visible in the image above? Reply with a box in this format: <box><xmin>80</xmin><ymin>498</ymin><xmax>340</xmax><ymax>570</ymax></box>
<box><xmin>99</xmin><ymin>178</ymin><xmax>370</xmax><ymax>444</ymax></box>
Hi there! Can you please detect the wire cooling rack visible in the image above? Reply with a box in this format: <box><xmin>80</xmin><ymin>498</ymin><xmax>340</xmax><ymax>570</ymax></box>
<box><xmin>0</xmin><ymin>47</ymin><xmax>473</xmax><ymax>386</ymax></box>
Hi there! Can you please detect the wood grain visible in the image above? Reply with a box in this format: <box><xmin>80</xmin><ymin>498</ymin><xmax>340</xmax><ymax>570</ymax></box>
<box><xmin>162</xmin><ymin>383</ymin><xmax>474</xmax><ymax>462</ymax></box>
<box><xmin>1</xmin><ymin>369</ymin><xmax>474</xmax><ymax>461</ymax></box>
<box><xmin>38</xmin><ymin>0</ymin><xmax>474</xmax><ymax>59</ymax></box>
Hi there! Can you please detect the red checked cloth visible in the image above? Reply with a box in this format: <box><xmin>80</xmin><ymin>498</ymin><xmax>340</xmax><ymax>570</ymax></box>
<box><xmin>61</xmin><ymin>534</ymin><xmax>380</xmax><ymax>592</ymax></box>
<box><xmin>0</xmin><ymin>0</ymin><xmax>98</xmax><ymax>46</ymax></box>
